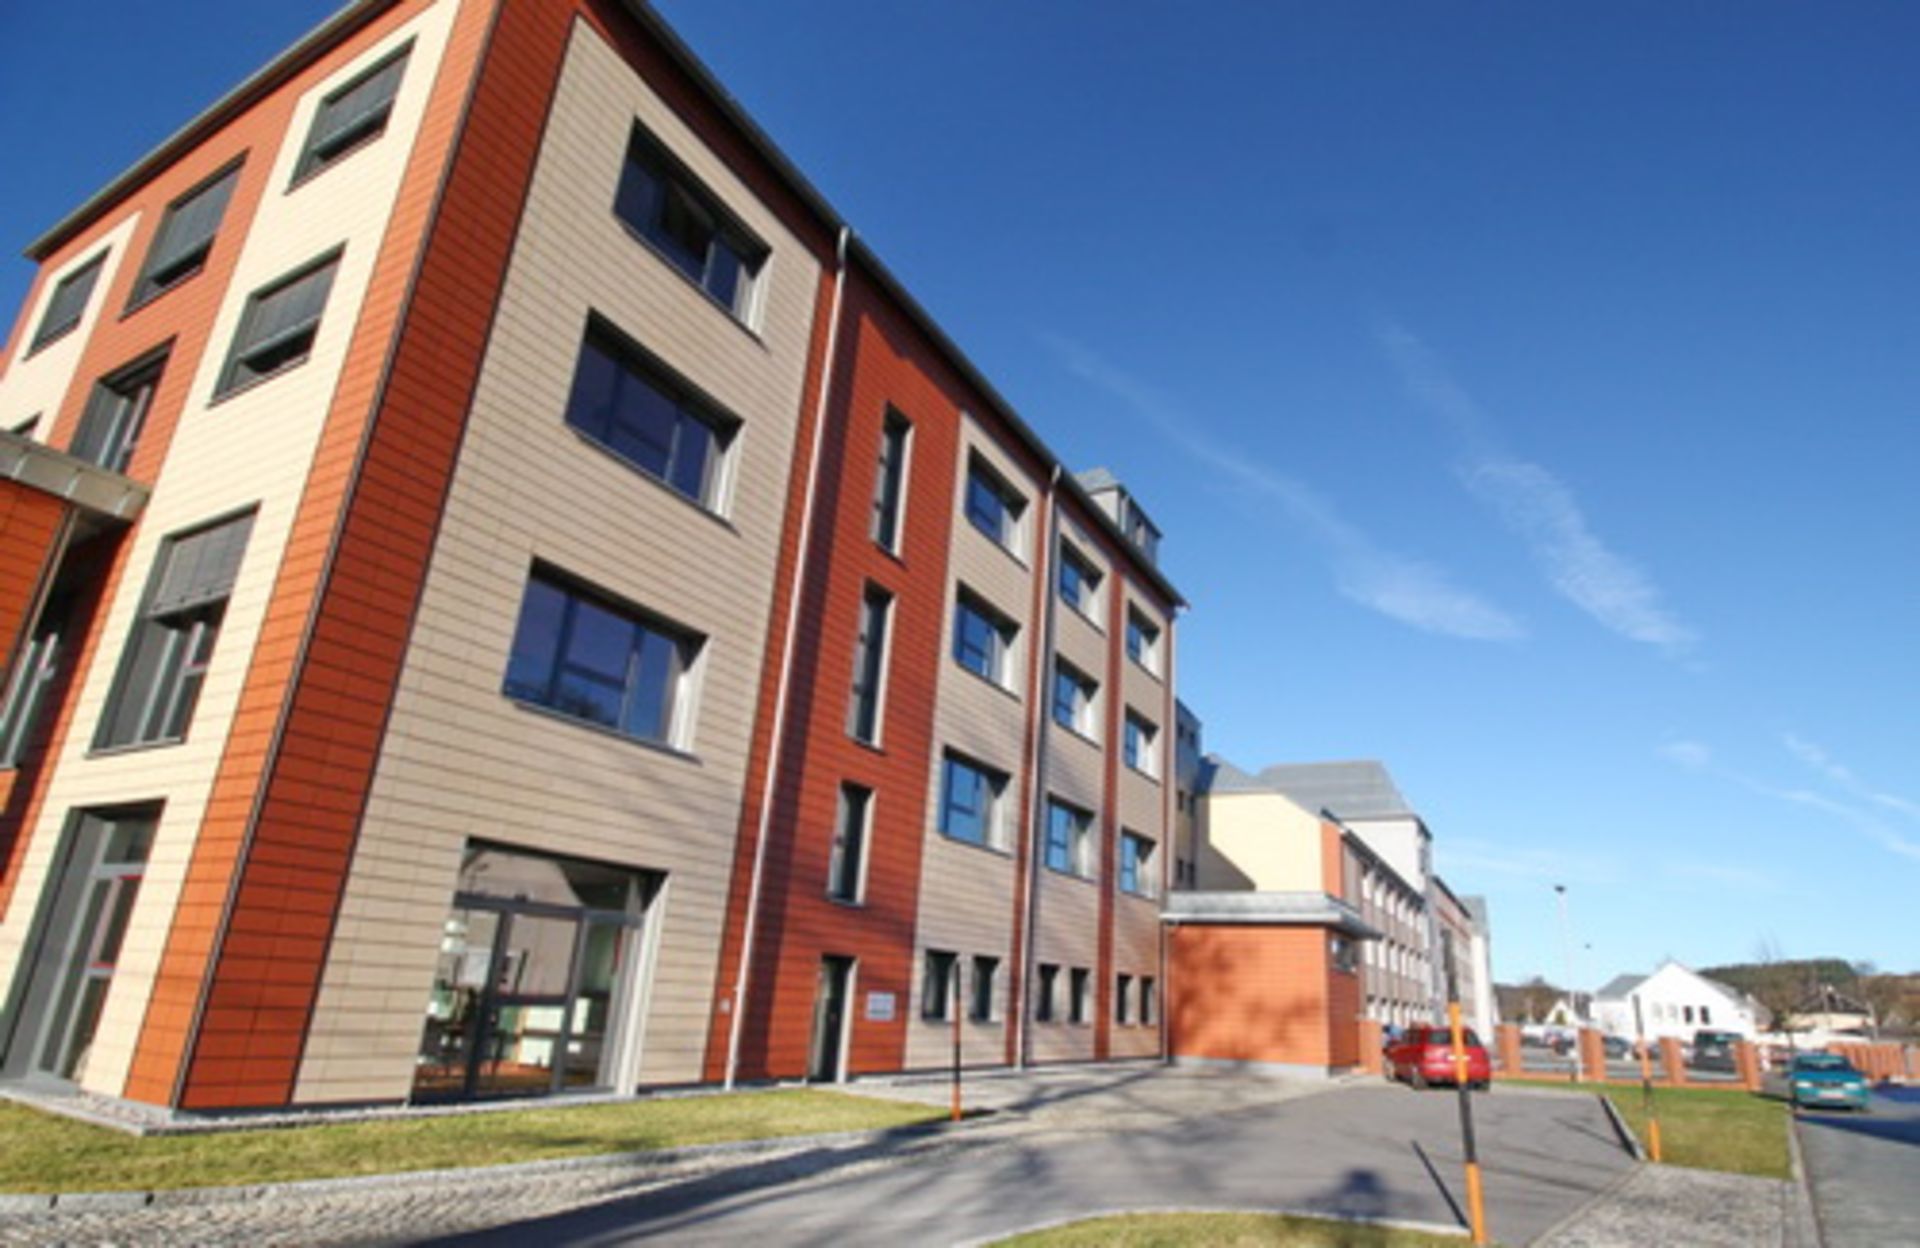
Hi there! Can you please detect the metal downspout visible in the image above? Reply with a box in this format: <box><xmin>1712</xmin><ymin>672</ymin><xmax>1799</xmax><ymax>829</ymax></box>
<box><xmin>724</xmin><ymin>226</ymin><xmax>850</xmax><ymax>1089</ymax></box>
<box><xmin>1015</xmin><ymin>467</ymin><xmax>1061</xmax><ymax>1070</ymax></box>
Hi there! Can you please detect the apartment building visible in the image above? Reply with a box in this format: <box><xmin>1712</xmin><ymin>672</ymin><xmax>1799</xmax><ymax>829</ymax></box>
<box><xmin>0</xmin><ymin>0</ymin><xmax>1179</xmax><ymax>1112</ymax></box>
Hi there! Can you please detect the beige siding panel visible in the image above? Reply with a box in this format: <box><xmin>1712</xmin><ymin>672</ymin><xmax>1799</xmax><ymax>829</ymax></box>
<box><xmin>295</xmin><ymin>21</ymin><xmax>821</xmax><ymax>1102</ymax></box>
<box><xmin>1030</xmin><ymin>870</ymin><xmax>1098</xmax><ymax>1063</ymax></box>
<box><xmin>0</xmin><ymin>5</ymin><xmax>461</xmax><ymax>1098</ymax></box>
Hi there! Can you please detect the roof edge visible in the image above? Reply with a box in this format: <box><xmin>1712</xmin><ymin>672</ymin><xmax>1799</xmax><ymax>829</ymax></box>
<box><xmin>27</xmin><ymin>0</ymin><xmax>399</xmax><ymax>260</ymax></box>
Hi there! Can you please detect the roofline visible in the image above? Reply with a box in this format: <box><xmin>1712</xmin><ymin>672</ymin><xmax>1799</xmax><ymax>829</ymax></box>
<box><xmin>25</xmin><ymin>0</ymin><xmax>1186</xmax><ymax>609</ymax></box>
<box><xmin>27</xmin><ymin>0</ymin><xmax>397</xmax><ymax>260</ymax></box>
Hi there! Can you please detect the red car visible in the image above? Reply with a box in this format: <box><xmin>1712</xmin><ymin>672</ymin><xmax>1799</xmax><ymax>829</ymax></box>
<box><xmin>1386</xmin><ymin>1025</ymin><xmax>1491</xmax><ymax>1090</ymax></box>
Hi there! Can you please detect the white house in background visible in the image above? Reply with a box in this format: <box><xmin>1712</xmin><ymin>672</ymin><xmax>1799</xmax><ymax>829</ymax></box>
<box><xmin>1592</xmin><ymin>961</ymin><xmax>1763</xmax><ymax>1041</ymax></box>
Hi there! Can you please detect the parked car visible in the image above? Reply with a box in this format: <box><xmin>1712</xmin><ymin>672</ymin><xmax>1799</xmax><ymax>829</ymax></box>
<box><xmin>1386</xmin><ymin>1025</ymin><xmax>1491</xmax><ymax>1090</ymax></box>
<box><xmin>1690</xmin><ymin>1030</ymin><xmax>1740</xmax><ymax>1072</ymax></box>
<box><xmin>1786</xmin><ymin>1052</ymin><xmax>1870</xmax><ymax>1112</ymax></box>
<box><xmin>1602</xmin><ymin>1035</ymin><xmax>1632</xmax><ymax>1060</ymax></box>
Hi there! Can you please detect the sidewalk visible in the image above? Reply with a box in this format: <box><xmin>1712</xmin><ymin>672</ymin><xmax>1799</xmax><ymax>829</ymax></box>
<box><xmin>1537</xmin><ymin>1163</ymin><xmax>1818</xmax><ymax>1248</ymax></box>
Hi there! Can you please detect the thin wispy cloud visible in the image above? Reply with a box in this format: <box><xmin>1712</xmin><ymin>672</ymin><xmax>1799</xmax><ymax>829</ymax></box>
<box><xmin>1436</xmin><ymin>837</ymin><xmax>1618</xmax><ymax>886</ymax></box>
<box><xmin>1664</xmin><ymin>861</ymin><xmax>1779</xmax><ymax>893</ymax></box>
<box><xmin>1783</xmin><ymin>731</ymin><xmax>1920</xmax><ymax>822</ymax></box>
<box><xmin>1043</xmin><ymin>334</ymin><xmax>1525</xmax><ymax>642</ymax></box>
<box><xmin>1658</xmin><ymin>736</ymin><xmax>1920</xmax><ymax>865</ymax></box>
<box><xmin>1379</xmin><ymin>323</ymin><xmax>1698</xmax><ymax>655</ymax></box>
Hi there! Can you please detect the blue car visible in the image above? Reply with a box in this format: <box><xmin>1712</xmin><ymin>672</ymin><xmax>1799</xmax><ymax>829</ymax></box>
<box><xmin>1787</xmin><ymin>1053</ymin><xmax>1871</xmax><ymax>1112</ymax></box>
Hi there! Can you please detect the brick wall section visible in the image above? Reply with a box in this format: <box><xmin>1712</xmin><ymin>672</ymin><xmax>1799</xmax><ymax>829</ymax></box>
<box><xmin>708</xmin><ymin>273</ymin><xmax>964</xmax><ymax>1082</ymax></box>
<box><xmin>1169</xmin><ymin>924</ymin><xmax>1345</xmax><ymax>1070</ymax></box>
<box><xmin>1658</xmin><ymin>1036</ymin><xmax>1685</xmax><ymax>1085</ymax></box>
<box><xmin>1327</xmin><ymin>961</ymin><xmax>1360</xmax><ymax>1067</ymax></box>
<box><xmin>1495</xmin><ymin>1023</ymin><xmax>1523</xmax><ymax>1075</ymax></box>
<box><xmin>1577</xmin><ymin>1027</ymin><xmax>1605</xmax><ymax>1080</ymax></box>
<box><xmin>125</xmin><ymin>0</ymin><xmax>514</xmax><ymax>1109</ymax></box>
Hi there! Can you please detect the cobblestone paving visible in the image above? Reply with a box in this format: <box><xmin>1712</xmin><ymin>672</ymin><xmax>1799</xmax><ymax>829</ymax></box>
<box><xmin>1536</xmin><ymin>1163</ymin><xmax>1817</xmax><ymax>1248</ymax></box>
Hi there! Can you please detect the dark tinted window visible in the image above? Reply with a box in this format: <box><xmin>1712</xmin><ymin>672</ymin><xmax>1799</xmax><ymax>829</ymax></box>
<box><xmin>564</xmin><ymin>325</ymin><xmax>731</xmax><ymax>507</ymax></box>
<box><xmin>30</xmin><ymin>254</ymin><xmax>105</xmax><ymax>353</ymax></box>
<box><xmin>295</xmin><ymin>45</ymin><xmax>411</xmax><ymax>182</ymax></box>
<box><xmin>615</xmin><ymin>128</ymin><xmax>766</xmax><ymax>320</ymax></box>
<box><xmin>216</xmin><ymin>253</ymin><xmax>338</xmax><ymax>395</ymax></box>
<box><xmin>131</xmin><ymin>164</ymin><xmax>241</xmax><ymax>305</ymax></box>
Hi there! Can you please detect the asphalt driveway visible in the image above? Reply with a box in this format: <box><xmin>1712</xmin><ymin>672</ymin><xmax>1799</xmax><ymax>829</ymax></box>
<box><xmin>434</xmin><ymin>1072</ymin><xmax>1633</xmax><ymax>1246</ymax></box>
<box><xmin>1795</xmin><ymin>1084</ymin><xmax>1920</xmax><ymax>1246</ymax></box>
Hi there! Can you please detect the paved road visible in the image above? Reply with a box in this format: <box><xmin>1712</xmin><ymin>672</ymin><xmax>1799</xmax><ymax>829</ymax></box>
<box><xmin>432</xmin><ymin>1079</ymin><xmax>1633</xmax><ymax>1247</ymax></box>
<box><xmin>1795</xmin><ymin>1084</ymin><xmax>1920</xmax><ymax>1246</ymax></box>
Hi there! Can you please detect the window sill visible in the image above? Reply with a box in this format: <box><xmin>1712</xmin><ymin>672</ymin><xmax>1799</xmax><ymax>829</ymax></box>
<box><xmin>938</xmin><ymin>829</ymin><xmax>1013</xmax><ymax>859</ymax></box>
<box><xmin>287</xmin><ymin>126</ymin><xmax>389</xmax><ymax>194</ymax></box>
<box><xmin>954</xmin><ymin>662</ymin><xmax>1021</xmax><ymax>704</ymax></box>
<box><xmin>566</xmin><ymin>426</ymin><xmax>740</xmax><ymax>532</ymax></box>
<box><xmin>206</xmin><ymin>355</ymin><xmax>314</xmax><ymax>409</ymax></box>
<box><xmin>22</xmin><ymin>323</ymin><xmax>82</xmax><ymax>361</ymax></box>
<box><xmin>848</xmin><ymin>734</ymin><xmax>887</xmax><ymax>757</ymax></box>
<box><xmin>1124</xmin><ymin>763</ymin><xmax>1161</xmax><ymax>786</ymax></box>
<box><xmin>825</xmin><ymin>893</ymin><xmax>865</xmax><ymax>910</ymax></box>
<box><xmin>965</xmin><ymin>520</ymin><xmax>1029</xmax><ymax>571</ymax></box>
<box><xmin>1119</xmin><ymin>886</ymin><xmax>1159</xmax><ymax>903</ymax></box>
<box><xmin>86</xmin><ymin>735</ymin><xmax>187</xmax><ymax>760</ymax></box>
<box><xmin>615</xmin><ymin>218</ymin><xmax>769</xmax><ymax>349</ymax></box>
<box><xmin>1043</xmin><ymin>863</ymin><xmax>1098</xmax><ymax>886</ymax></box>
<box><xmin>1060</xmin><ymin>601</ymin><xmax>1105</xmax><ymax>635</ymax></box>
<box><xmin>122</xmin><ymin>268</ymin><xmax>204</xmax><ymax>320</ymax></box>
<box><xmin>1126</xmin><ymin>656</ymin><xmax>1163</xmax><ymax>683</ymax></box>
<box><xmin>1051</xmin><ymin>722</ymin><xmax>1102</xmax><ymax>750</ymax></box>
<box><xmin>505</xmin><ymin>695</ymin><xmax>700</xmax><ymax>763</ymax></box>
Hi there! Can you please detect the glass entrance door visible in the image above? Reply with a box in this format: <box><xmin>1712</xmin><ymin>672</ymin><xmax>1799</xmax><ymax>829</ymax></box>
<box><xmin>1</xmin><ymin>809</ymin><xmax>156</xmax><ymax>1086</ymax></box>
<box><xmin>413</xmin><ymin>843</ymin><xmax>654</xmax><ymax>1102</ymax></box>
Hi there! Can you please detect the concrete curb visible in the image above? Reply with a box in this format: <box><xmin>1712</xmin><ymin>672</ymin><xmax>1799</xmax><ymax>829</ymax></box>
<box><xmin>1595</xmin><ymin>1091</ymin><xmax>1645</xmax><ymax>1161</ymax></box>
<box><xmin>0</xmin><ymin>1113</ymin><xmax>988</xmax><ymax>1214</ymax></box>
<box><xmin>950</xmin><ymin>1204</ymin><xmax>1470</xmax><ymax>1247</ymax></box>
<box><xmin>1784</xmin><ymin>1111</ymin><xmax>1825</xmax><ymax>1248</ymax></box>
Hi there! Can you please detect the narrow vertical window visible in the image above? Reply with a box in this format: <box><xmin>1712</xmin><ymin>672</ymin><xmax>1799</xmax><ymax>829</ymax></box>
<box><xmin>1116</xmin><ymin>973</ymin><xmax>1133</xmax><ymax>1025</ymax></box>
<box><xmin>29</xmin><ymin>253</ymin><xmax>105</xmax><ymax>353</ymax></box>
<box><xmin>215</xmin><ymin>252</ymin><xmax>339</xmax><ymax>396</ymax></box>
<box><xmin>96</xmin><ymin>512</ymin><xmax>254</xmax><ymax>749</ymax></box>
<box><xmin>922</xmin><ymin>949</ymin><xmax>957</xmax><ymax>1021</ymax></box>
<box><xmin>952</xmin><ymin>591</ymin><xmax>1015</xmax><ymax>688</ymax></box>
<box><xmin>1125</xmin><ymin>608</ymin><xmax>1162</xmax><ymax>674</ymax></box>
<box><xmin>827</xmin><ymin>783</ymin><xmax>870</xmax><ymax>904</ymax></box>
<box><xmin>871</xmin><ymin>409</ymin><xmax>911</xmax><ymax>552</ymax></box>
<box><xmin>1141</xmin><ymin>977</ymin><xmax>1157</xmax><ymax>1025</ymax></box>
<box><xmin>847</xmin><ymin>585</ymin><xmax>892</xmax><ymax>744</ymax></box>
<box><xmin>1057</xmin><ymin>543</ymin><xmax>1102</xmax><ymax>616</ymax></box>
<box><xmin>970</xmin><ymin>956</ymin><xmax>999</xmax><ymax>1023</ymax></box>
<box><xmin>1051</xmin><ymin>659</ymin><xmax>1097</xmax><ymax>738</ymax></box>
<box><xmin>130</xmin><ymin>162</ymin><xmax>241</xmax><ymax>307</ymax></box>
<box><xmin>1069</xmin><ymin>967</ymin><xmax>1090</xmax><ymax>1024</ymax></box>
<box><xmin>71</xmin><ymin>351</ymin><xmax>166</xmax><ymax>473</ymax></box>
<box><xmin>939</xmin><ymin>753</ymin><xmax>1008</xmax><ymax>849</ymax></box>
<box><xmin>1045</xmin><ymin>799</ymin><xmax>1093</xmax><ymax>878</ymax></box>
<box><xmin>964</xmin><ymin>457</ymin><xmax>1026</xmax><ymax>551</ymax></box>
<box><xmin>1034</xmin><ymin>963</ymin><xmax>1059</xmax><ymax>1023</ymax></box>
<box><xmin>294</xmin><ymin>44</ymin><xmax>412</xmax><ymax>183</ymax></box>
<box><xmin>1123</xmin><ymin>712</ymin><xmax>1158</xmax><ymax>777</ymax></box>
<box><xmin>1120</xmin><ymin>831</ymin><xmax>1156</xmax><ymax>898</ymax></box>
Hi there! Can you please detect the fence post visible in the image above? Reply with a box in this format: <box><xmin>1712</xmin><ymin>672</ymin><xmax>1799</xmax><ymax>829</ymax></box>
<box><xmin>1496</xmin><ymin>1024</ymin><xmax>1523</xmax><ymax>1079</ymax></box>
<box><xmin>1734</xmin><ymin>1040</ymin><xmax>1761</xmax><ymax>1092</ymax></box>
<box><xmin>1659</xmin><ymin>1036</ymin><xmax>1686</xmax><ymax>1086</ymax></box>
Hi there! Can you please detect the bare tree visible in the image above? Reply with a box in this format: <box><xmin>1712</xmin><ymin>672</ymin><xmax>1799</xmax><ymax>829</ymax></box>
<box><xmin>1854</xmin><ymin>962</ymin><xmax>1905</xmax><ymax>1040</ymax></box>
<box><xmin>1748</xmin><ymin>937</ymin><xmax>1807</xmax><ymax>1050</ymax></box>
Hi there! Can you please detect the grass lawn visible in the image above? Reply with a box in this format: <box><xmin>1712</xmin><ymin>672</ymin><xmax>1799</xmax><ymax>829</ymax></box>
<box><xmin>996</xmin><ymin>1212</ymin><xmax>1463</xmax><ymax>1246</ymax></box>
<box><xmin>1502</xmin><ymin>1079</ymin><xmax>1790</xmax><ymax>1180</ymax></box>
<box><xmin>0</xmin><ymin>1088</ymin><xmax>943</xmax><ymax>1194</ymax></box>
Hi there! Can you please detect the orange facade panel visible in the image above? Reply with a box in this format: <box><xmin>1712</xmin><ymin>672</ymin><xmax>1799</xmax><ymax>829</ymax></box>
<box><xmin>1170</xmin><ymin>923</ymin><xmax>1356</xmax><ymax>1073</ymax></box>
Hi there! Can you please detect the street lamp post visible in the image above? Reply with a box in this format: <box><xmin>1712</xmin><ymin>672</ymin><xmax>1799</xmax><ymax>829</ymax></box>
<box><xmin>1555</xmin><ymin>884</ymin><xmax>1579</xmax><ymax>1081</ymax></box>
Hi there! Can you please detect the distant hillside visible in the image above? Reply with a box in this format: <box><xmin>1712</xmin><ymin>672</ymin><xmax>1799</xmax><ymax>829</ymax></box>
<box><xmin>1701</xmin><ymin>959</ymin><xmax>1857</xmax><ymax>996</ymax></box>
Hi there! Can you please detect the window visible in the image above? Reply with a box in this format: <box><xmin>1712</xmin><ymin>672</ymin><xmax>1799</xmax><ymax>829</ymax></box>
<box><xmin>964</xmin><ymin>458</ymin><xmax>1025</xmax><ymax>551</ymax></box>
<box><xmin>1116</xmin><ymin>974</ymin><xmax>1133</xmax><ymax>1025</ymax></box>
<box><xmin>871</xmin><ymin>409</ymin><xmax>911</xmax><ymax>552</ymax></box>
<box><xmin>1119</xmin><ymin>830</ymin><xmax>1155</xmax><ymax>897</ymax></box>
<box><xmin>1056</xmin><ymin>543</ymin><xmax>1101</xmax><ymax>616</ymax></box>
<box><xmin>847</xmin><ymin>585</ymin><xmax>892</xmax><ymax>744</ymax></box>
<box><xmin>1045</xmin><ymin>799</ymin><xmax>1093</xmax><ymax>878</ymax></box>
<box><xmin>1141</xmin><ymin>976</ymin><xmax>1157</xmax><ymax>1026</ymax></box>
<box><xmin>29</xmin><ymin>254</ymin><xmax>105</xmax><ymax>353</ymax></box>
<box><xmin>1051</xmin><ymin>658</ymin><xmax>1097</xmax><ymax>738</ymax></box>
<box><xmin>1069</xmin><ymin>967</ymin><xmax>1090</xmax><ymax>1024</ymax></box>
<box><xmin>939</xmin><ymin>753</ymin><xmax>1007</xmax><ymax>849</ymax></box>
<box><xmin>1034</xmin><ymin>963</ymin><xmax>1059</xmax><ymax>1023</ymax></box>
<box><xmin>70</xmin><ymin>352</ymin><xmax>166</xmax><ymax>473</ymax></box>
<box><xmin>615</xmin><ymin>126</ymin><xmax>766</xmax><ymax>320</ymax></box>
<box><xmin>970</xmin><ymin>955</ymin><xmax>999</xmax><ymax>1023</ymax></box>
<box><xmin>1700</xmin><ymin>1006</ymin><xmax>1712</xmax><ymax>1025</ymax></box>
<box><xmin>1123</xmin><ymin>712</ymin><xmax>1158</xmax><ymax>777</ymax></box>
<box><xmin>827</xmin><ymin>783</ymin><xmax>870</xmax><ymax>904</ymax></box>
<box><xmin>503</xmin><ymin>568</ymin><xmax>700</xmax><ymax>748</ymax></box>
<box><xmin>294</xmin><ymin>44</ymin><xmax>411</xmax><ymax>183</ymax></box>
<box><xmin>563</xmin><ymin>321</ymin><xmax>733</xmax><ymax>508</ymax></box>
<box><xmin>1125</xmin><ymin>608</ymin><xmax>1161</xmax><ymax>674</ymax></box>
<box><xmin>922</xmin><ymin>949</ymin><xmax>957</xmax><ymax>1021</ymax></box>
<box><xmin>215</xmin><ymin>252</ymin><xmax>339</xmax><ymax>396</ymax></box>
<box><xmin>1330</xmin><ymin>934</ymin><xmax>1358</xmax><ymax>974</ymax></box>
<box><xmin>1683</xmin><ymin>1005</ymin><xmax>1694</xmax><ymax>1025</ymax></box>
<box><xmin>130</xmin><ymin>163</ymin><xmax>241</xmax><ymax>307</ymax></box>
<box><xmin>952</xmin><ymin>590</ymin><xmax>1015</xmax><ymax>688</ymax></box>
<box><xmin>96</xmin><ymin>512</ymin><xmax>254</xmax><ymax>749</ymax></box>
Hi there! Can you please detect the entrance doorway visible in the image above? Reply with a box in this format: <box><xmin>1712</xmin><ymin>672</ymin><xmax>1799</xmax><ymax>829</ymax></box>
<box><xmin>809</xmin><ymin>955</ymin><xmax>855</xmax><ymax>1083</ymax></box>
<box><xmin>1</xmin><ymin>808</ymin><xmax>157</xmax><ymax>1086</ymax></box>
<box><xmin>413</xmin><ymin>844</ymin><xmax>656</xmax><ymax>1101</ymax></box>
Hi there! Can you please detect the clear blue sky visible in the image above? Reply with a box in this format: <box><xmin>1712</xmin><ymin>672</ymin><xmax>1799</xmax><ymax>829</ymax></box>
<box><xmin>4</xmin><ymin>3</ymin><xmax>1916</xmax><ymax>989</ymax></box>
